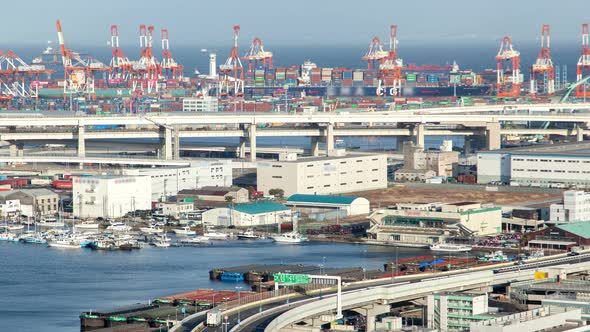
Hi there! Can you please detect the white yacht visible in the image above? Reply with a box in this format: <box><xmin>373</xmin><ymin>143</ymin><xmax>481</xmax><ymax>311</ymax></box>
<box><xmin>140</xmin><ymin>224</ymin><xmax>164</xmax><ymax>234</ymax></box>
<box><xmin>203</xmin><ymin>229</ymin><xmax>229</xmax><ymax>240</ymax></box>
<box><xmin>7</xmin><ymin>224</ymin><xmax>24</xmax><ymax>232</ymax></box>
<box><xmin>153</xmin><ymin>235</ymin><xmax>171</xmax><ymax>248</ymax></box>
<box><xmin>272</xmin><ymin>232</ymin><xmax>307</xmax><ymax>244</ymax></box>
<box><xmin>106</xmin><ymin>223</ymin><xmax>131</xmax><ymax>232</ymax></box>
<box><xmin>38</xmin><ymin>218</ymin><xmax>65</xmax><ymax>228</ymax></box>
<box><xmin>236</xmin><ymin>228</ymin><xmax>259</xmax><ymax>240</ymax></box>
<box><xmin>178</xmin><ymin>236</ymin><xmax>210</xmax><ymax>246</ymax></box>
<box><xmin>74</xmin><ymin>221</ymin><xmax>100</xmax><ymax>231</ymax></box>
<box><xmin>173</xmin><ymin>226</ymin><xmax>196</xmax><ymax>236</ymax></box>
<box><xmin>429</xmin><ymin>242</ymin><xmax>472</xmax><ymax>252</ymax></box>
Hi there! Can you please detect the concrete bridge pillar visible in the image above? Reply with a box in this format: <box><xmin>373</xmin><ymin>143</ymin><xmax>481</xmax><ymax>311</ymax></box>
<box><xmin>77</xmin><ymin>125</ymin><xmax>86</xmax><ymax>158</ymax></box>
<box><xmin>396</xmin><ymin>137</ymin><xmax>412</xmax><ymax>152</ymax></box>
<box><xmin>160</xmin><ymin>127</ymin><xmax>173</xmax><ymax>160</ymax></box>
<box><xmin>237</xmin><ymin>137</ymin><xmax>247</xmax><ymax>159</ymax></box>
<box><xmin>9</xmin><ymin>143</ymin><xmax>17</xmax><ymax>157</ymax></box>
<box><xmin>352</xmin><ymin>303</ymin><xmax>391</xmax><ymax>332</ymax></box>
<box><xmin>248</xmin><ymin>124</ymin><xmax>257</xmax><ymax>162</ymax></box>
<box><xmin>577</xmin><ymin>125</ymin><xmax>584</xmax><ymax>142</ymax></box>
<box><xmin>311</xmin><ymin>136</ymin><xmax>321</xmax><ymax>157</ymax></box>
<box><xmin>325</xmin><ymin>123</ymin><xmax>334</xmax><ymax>153</ymax></box>
<box><xmin>413</xmin><ymin>124</ymin><xmax>425</xmax><ymax>148</ymax></box>
<box><xmin>172</xmin><ymin>127</ymin><xmax>180</xmax><ymax>159</ymax></box>
<box><xmin>464</xmin><ymin>137</ymin><xmax>471</xmax><ymax>154</ymax></box>
<box><xmin>486</xmin><ymin>122</ymin><xmax>501</xmax><ymax>150</ymax></box>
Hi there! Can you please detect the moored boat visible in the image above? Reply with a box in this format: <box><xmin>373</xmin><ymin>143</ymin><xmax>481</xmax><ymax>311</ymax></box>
<box><xmin>429</xmin><ymin>242</ymin><xmax>472</xmax><ymax>252</ymax></box>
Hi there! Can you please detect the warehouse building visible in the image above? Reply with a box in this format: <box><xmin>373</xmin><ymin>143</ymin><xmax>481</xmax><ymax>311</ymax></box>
<box><xmin>177</xmin><ymin>186</ymin><xmax>249</xmax><ymax>204</ymax></box>
<box><xmin>285</xmin><ymin>194</ymin><xmax>370</xmax><ymax>216</ymax></box>
<box><xmin>368</xmin><ymin>202</ymin><xmax>502</xmax><ymax>246</ymax></box>
<box><xmin>201</xmin><ymin>202</ymin><xmax>292</xmax><ymax>227</ymax></box>
<box><xmin>257</xmin><ymin>151</ymin><xmax>387</xmax><ymax>197</ymax></box>
<box><xmin>73</xmin><ymin>175</ymin><xmax>152</xmax><ymax>218</ymax></box>
<box><xmin>477</xmin><ymin>142</ymin><xmax>590</xmax><ymax>187</ymax></box>
<box><xmin>0</xmin><ymin>189</ymin><xmax>59</xmax><ymax>218</ymax></box>
<box><xmin>120</xmin><ymin>160</ymin><xmax>232</xmax><ymax>201</ymax></box>
<box><xmin>526</xmin><ymin>221</ymin><xmax>590</xmax><ymax>250</ymax></box>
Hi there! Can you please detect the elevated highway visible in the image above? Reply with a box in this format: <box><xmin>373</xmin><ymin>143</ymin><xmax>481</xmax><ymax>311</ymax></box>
<box><xmin>2</xmin><ymin>103</ymin><xmax>590</xmax><ymax>162</ymax></box>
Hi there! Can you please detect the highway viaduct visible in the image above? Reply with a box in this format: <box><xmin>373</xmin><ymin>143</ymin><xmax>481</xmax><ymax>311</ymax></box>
<box><xmin>1</xmin><ymin>102</ymin><xmax>590</xmax><ymax>162</ymax></box>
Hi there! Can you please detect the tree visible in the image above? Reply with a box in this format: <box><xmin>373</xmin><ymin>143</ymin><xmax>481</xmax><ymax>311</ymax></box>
<box><xmin>269</xmin><ymin>188</ymin><xmax>285</xmax><ymax>199</ymax></box>
<box><xmin>225</xmin><ymin>195</ymin><xmax>234</xmax><ymax>204</ymax></box>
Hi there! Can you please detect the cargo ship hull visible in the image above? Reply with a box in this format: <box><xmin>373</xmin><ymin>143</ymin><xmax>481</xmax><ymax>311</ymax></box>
<box><xmin>244</xmin><ymin>85</ymin><xmax>491</xmax><ymax>98</ymax></box>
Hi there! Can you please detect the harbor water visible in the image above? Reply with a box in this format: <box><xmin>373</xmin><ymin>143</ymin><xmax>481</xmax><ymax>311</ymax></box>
<box><xmin>0</xmin><ymin>240</ymin><xmax>432</xmax><ymax>332</ymax></box>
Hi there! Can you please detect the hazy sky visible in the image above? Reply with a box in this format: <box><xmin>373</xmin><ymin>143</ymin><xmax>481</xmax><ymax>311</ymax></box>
<box><xmin>5</xmin><ymin>0</ymin><xmax>589</xmax><ymax>48</ymax></box>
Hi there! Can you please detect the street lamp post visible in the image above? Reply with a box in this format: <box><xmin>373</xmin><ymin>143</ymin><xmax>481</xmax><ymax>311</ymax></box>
<box><xmin>235</xmin><ymin>286</ymin><xmax>243</xmax><ymax>324</ymax></box>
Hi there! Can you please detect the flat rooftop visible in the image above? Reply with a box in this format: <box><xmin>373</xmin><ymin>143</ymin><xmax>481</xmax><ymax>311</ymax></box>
<box><xmin>480</xmin><ymin>141</ymin><xmax>590</xmax><ymax>157</ymax></box>
<box><xmin>268</xmin><ymin>152</ymin><xmax>384</xmax><ymax>163</ymax></box>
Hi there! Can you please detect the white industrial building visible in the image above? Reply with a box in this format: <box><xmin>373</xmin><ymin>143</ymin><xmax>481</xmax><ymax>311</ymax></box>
<box><xmin>157</xmin><ymin>201</ymin><xmax>194</xmax><ymax>219</ymax></box>
<box><xmin>120</xmin><ymin>160</ymin><xmax>232</xmax><ymax>201</ymax></box>
<box><xmin>550</xmin><ymin>190</ymin><xmax>590</xmax><ymax>223</ymax></box>
<box><xmin>182</xmin><ymin>96</ymin><xmax>218</xmax><ymax>112</ymax></box>
<box><xmin>201</xmin><ymin>202</ymin><xmax>292</xmax><ymax>227</ymax></box>
<box><xmin>285</xmin><ymin>194</ymin><xmax>370</xmax><ymax>216</ymax></box>
<box><xmin>477</xmin><ymin>142</ymin><xmax>590</xmax><ymax>187</ymax></box>
<box><xmin>257</xmin><ymin>151</ymin><xmax>387</xmax><ymax>197</ymax></box>
<box><xmin>73</xmin><ymin>175</ymin><xmax>152</xmax><ymax>219</ymax></box>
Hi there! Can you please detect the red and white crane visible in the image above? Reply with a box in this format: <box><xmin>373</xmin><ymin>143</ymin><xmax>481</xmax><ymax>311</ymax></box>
<box><xmin>362</xmin><ymin>36</ymin><xmax>388</xmax><ymax>70</ymax></box>
<box><xmin>135</xmin><ymin>24</ymin><xmax>161</xmax><ymax>93</ymax></box>
<box><xmin>0</xmin><ymin>50</ymin><xmax>54</xmax><ymax>104</ymax></box>
<box><xmin>576</xmin><ymin>23</ymin><xmax>590</xmax><ymax>98</ymax></box>
<box><xmin>160</xmin><ymin>28</ymin><xmax>183</xmax><ymax>81</ymax></box>
<box><xmin>530</xmin><ymin>24</ymin><xmax>554</xmax><ymax>95</ymax></box>
<box><xmin>378</xmin><ymin>25</ymin><xmax>403</xmax><ymax>95</ymax></box>
<box><xmin>219</xmin><ymin>25</ymin><xmax>244</xmax><ymax>98</ymax></box>
<box><xmin>496</xmin><ymin>36</ymin><xmax>521</xmax><ymax>97</ymax></box>
<box><xmin>109</xmin><ymin>25</ymin><xmax>132</xmax><ymax>82</ymax></box>
<box><xmin>242</xmin><ymin>37</ymin><xmax>273</xmax><ymax>72</ymax></box>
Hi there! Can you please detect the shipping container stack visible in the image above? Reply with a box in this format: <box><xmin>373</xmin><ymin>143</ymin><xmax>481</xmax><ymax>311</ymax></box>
<box><xmin>254</xmin><ymin>69</ymin><xmax>265</xmax><ymax>88</ymax></box>
<box><xmin>363</xmin><ymin>69</ymin><xmax>377</xmax><ymax>86</ymax></box>
<box><xmin>310</xmin><ymin>68</ymin><xmax>322</xmax><ymax>85</ymax></box>
<box><xmin>285</xmin><ymin>66</ymin><xmax>298</xmax><ymax>87</ymax></box>
<box><xmin>275</xmin><ymin>68</ymin><xmax>286</xmax><ymax>86</ymax></box>
<box><xmin>342</xmin><ymin>69</ymin><xmax>353</xmax><ymax>87</ymax></box>
<box><xmin>352</xmin><ymin>70</ymin><xmax>364</xmax><ymax>87</ymax></box>
<box><xmin>321</xmin><ymin>68</ymin><xmax>333</xmax><ymax>83</ymax></box>
<box><xmin>331</xmin><ymin>68</ymin><xmax>343</xmax><ymax>86</ymax></box>
<box><xmin>265</xmin><ymin>68</ymin><xmax>275</xmax><ymax>87</ymax></box>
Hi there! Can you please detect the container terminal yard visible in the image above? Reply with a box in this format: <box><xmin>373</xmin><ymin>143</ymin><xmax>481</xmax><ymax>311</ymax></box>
<box><xmin>1</xmin><ymin>22</ymin><xmax>590</xmax><ymax>114</ymax></box>
<box><xmin>4</xmin><ymin>13</ymin><xmax>590</xmax><ymax>332</ymax></box>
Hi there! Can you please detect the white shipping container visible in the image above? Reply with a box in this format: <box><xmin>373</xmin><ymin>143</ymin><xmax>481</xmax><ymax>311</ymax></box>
<box><xmin>353</xmin><ymin>72</ymin><xmax>364</xmax><ymax>81</ymax></box>
<box><xmin>30</xmin><ymin>178</ymin><xmax>52</xmax><ymax>186</ymax></box>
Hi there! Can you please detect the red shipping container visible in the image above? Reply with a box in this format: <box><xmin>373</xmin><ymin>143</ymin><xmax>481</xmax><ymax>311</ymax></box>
<box><xmin>52</xmin><ymin>180</ymin><xmax>73</xmax><ymax>189</ymax></box>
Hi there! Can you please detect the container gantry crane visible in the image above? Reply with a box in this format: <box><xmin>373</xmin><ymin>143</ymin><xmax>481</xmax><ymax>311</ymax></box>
<box><xmin>219</xmin><ymin>25</ymin><xmax>244</xmax><ymax>100</ymax></box>
<box><xmin>160</xmin><ymin>28</ymin><xmax>183</xmax><ymax>82</ymax></box>
<box><xmin>496</xmin><ymin>36</ymin><xmax>521</xmax><ymax>97</ymax></box>
<box><xmin>576</xmin><ymin>23</ymin><xmax>590</xmax><ymax>98</ymax></box>
<box><xmin>378</xmin><ymin>25</ymin><xmax>403</xmax><ymax>95</ymax></box>
<box><xmin>242</xmin><ymin>37</ymin><xmax>273</xmax><ymax>72</ymax></box>
<box><xmin>362</xmin><ymin>36</ymin><xmax>388</xmax><ymax>70</ymax></box>
<box><xmin>135</xmin><ymin>24</ymin><xmax>161</xmax><ymax>94</ymax></box>
<box><xmin>109</xmin><ymin>25</ymin><xmax>132</xmax><ymax>83</ymax></box>
<box><xmin>530</xmin><ymin>24</ymin><xmax>554</xmax><ymax>95</ymax></box>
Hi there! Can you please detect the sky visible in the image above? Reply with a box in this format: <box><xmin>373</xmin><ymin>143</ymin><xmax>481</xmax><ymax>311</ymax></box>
<box><xmin>3</xmin><ymin>0</ymin><xmax>589</xmax><ymax>49</ymax></box>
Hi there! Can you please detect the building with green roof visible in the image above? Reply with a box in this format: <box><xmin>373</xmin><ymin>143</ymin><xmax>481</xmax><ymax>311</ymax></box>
<box><xmin>285</xmin><ymin>194</ymin><xmax>370</xmax><ymax>216</ymax></box>
<box><xmin>527</xmin><ymin>221</ymin><xmax>590</xmax><ymax>251</ymax></box>
<box><xmin>201</xmin><ymin>201</ymin><xmax>292</xmax><ymax>227</ymax></box>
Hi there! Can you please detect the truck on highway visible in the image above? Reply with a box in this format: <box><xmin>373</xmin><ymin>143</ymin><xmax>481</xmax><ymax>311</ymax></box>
<box><xmin>206</xmin><ymin>309</ymin><xmax>223</xmax><ymax>327</ymax></box>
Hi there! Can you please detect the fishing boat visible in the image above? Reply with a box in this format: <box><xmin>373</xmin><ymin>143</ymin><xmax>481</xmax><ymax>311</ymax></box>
<box><xmin>48</xmin><ymin>237</ymin><xmax>81</xmax><ymax>249</ymax></box>
<box><xmin>173</xmin><ymin>226</ymin><xmax>196</xmax><ymax>236</ymax></box>
<box><xmin>37</xmin><ymin>218</ymin><xmax>65</xmax><ymax>228</ymax></box>
<box><xmin>236</xmin><ymin>228</ymin><xmax>259</xmax><ymax>240</ymax></box>
<box><xmin>0</xmin><ymin>232</ymin><xmax>19</xmax><ymax>242</ymax></box>
<box><xmin>89</xmin><ymin>239</ymin><xmax>118</xmax><ymax>251</ymax></box>
<box><xmin>272</xmin><ymin>231</ymin><xmax>308</xmax><ymax>243</ymax></box>
<box><xmin>429</xmin><ymin>242</ymin><xmax>472</xmax><ymax>252</ymax></box>
<box><xmin>20</xmin><ymin>233</ymin><xmax>47</xmax><ymax>244</ymax></box>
